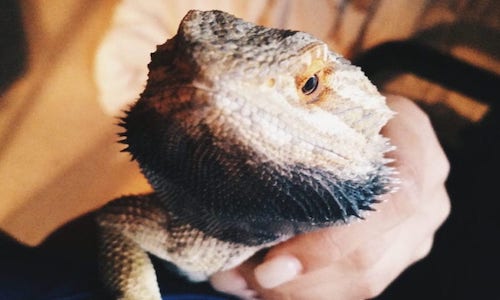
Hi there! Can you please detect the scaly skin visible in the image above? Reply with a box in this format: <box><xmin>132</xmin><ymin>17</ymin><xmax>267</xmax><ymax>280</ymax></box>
<box><xmin>96</xmin><ymin>10</ymin><xmax>395</xmax><ymax>299</ymax></box>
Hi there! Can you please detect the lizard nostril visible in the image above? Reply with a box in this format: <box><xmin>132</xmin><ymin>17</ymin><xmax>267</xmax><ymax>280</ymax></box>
<box><xmin>301</xmin><ymin>74</ymin><xmax>319</xmax><ymax>95</ymax></box>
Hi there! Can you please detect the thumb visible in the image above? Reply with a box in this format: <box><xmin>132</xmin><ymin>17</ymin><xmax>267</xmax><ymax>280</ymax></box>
<box><xmin>210</xmin><ymin>250</ymin><xmax>303</xmax><ymax>298</ymax></box>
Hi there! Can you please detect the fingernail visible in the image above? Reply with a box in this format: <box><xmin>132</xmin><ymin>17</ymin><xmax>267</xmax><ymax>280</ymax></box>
<box><xmin>254</xmin><ymin>255</ymin><xmax>302</xmax><ymax>289</ymax></box>
<box><xmin>210</xmin><ymin>269</ymin><xmax>248</xmax><ymax>293</ymax></box>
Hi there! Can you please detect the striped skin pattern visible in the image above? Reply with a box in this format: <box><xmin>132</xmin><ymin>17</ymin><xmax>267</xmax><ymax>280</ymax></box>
<box><xmin>96</xmin><ymin>10</ymin><xmax>395</xmax><ymax>300</ymax></box>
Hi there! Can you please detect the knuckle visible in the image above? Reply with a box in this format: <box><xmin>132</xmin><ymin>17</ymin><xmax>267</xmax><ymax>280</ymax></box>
<box><xmin>423</xmin><ymin>185</ymin><xmax>451</xmax><ymax>226</ymax></box>
<box><xmin>414</xmin><ymin>238</ymin><xmax>434</xmax><ymax>262</ymax></box>
<box><xmin>441</xmin><ymin>154</ymin><xmax>451</xmax><ymax>178</ymax></box>
<box><xmin>356</xmin><ymin>274</ymin><xmax>385</xmax><ymax>299</ymax></box>
<box><xmin>436</xmin><ymin>189</ymin><xmax>451</xmax><ymax>225</ymax></box>
<box><xmin>440</xmin><ymin>193</ymin><xmax>451</xmax><ymax>219</ymax></box>
<box><xmin>427</xmin><ymin>138</ymin><xmax>450</xmax><ymax>185</ymax></box>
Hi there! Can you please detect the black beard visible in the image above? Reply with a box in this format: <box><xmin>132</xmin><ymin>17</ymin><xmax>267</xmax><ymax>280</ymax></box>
<box><xmin>121</xmin><ymin>100</ymin><xmax>391</xmax><ymax>246</ymax></box>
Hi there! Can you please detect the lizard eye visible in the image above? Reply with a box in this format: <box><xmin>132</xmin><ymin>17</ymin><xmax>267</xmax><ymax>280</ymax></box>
<box><xmin>301</xmin><ymin>74</ymin><xmax>319</xmax><ymax>95</ymax></box>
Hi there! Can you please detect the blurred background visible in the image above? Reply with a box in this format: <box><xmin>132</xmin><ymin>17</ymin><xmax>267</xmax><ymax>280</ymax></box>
<box><xmin>1</xmin><ymin>0</ymin><xmax>499</xmax><ymax>299</ymax></box>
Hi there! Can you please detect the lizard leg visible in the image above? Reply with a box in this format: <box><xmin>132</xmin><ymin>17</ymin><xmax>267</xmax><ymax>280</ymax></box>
<box><xmin>96</xmin><ymin>194</ymin><xmax>167</xmax><ymax>300</ymax></box>
<box><xmin>95</xmin><ymin>193</ymin><xmax>279</xmax><ymax>297</ymax></box>
<box><xmin>98</xmin><ymin>226</ymin><xmax>161</xmax><ymax>300</ymax></box>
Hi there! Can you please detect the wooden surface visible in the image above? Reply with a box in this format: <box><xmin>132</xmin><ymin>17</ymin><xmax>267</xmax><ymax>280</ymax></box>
<box><xmin>1</xmin><ymin>0</ymin><xmax>498</xmax><ymax>245</ymax></box>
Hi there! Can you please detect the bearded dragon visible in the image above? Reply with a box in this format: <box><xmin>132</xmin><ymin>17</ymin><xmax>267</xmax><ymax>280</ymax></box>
<box><xmin>96</xmin><ymin>10</ymin><xmax>394</xmax><ymax>300</ymax></box>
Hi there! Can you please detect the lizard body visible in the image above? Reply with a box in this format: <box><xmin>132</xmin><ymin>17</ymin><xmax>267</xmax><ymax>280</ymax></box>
<box><xmin>96</xmin><ymin>10</ymin><xmax>394</xmax><ymax>299</ymax></box>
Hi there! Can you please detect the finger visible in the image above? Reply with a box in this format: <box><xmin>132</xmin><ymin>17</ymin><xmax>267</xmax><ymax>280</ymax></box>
<box><xmin>210</xmin><ymin>255</ymin><xmax>263</xmax><ymax>299</ymax></box>
<box><xmin>210</xmin><ymin>268</ymin><xmax>251</xmax><ymax>297</ymax></box>
<box><xmin>249</xmin><ymin>182</ymin><xmax>450</xmax><ymax>297</ymax></box>
<box><xmin>209</xmin><ymin>150</ymin><xmax>427</xmax><ymax>297</ymax></box>
<box><xmin>253</xmin><ymin>221</ymin><xmax>410</xmax><ymax>300</ymax></box>
<box><xmin>261</xmin><ymin>176</ymin><xmax>421</xmax><ymax>273</ymax></box>
<box><xmin>244</xmin><ymin>199</ymin><xmax>416</xmax><ymax>299</ymax></box>
<box><xmin>260</xmin><ymin>188</ymin><xmax>448</xmax><ymax>300</ymax></box>
<box><xmin>344</xmin><ymin>186</ymin><xmax>450</xmax><ymax>298</ymax></box>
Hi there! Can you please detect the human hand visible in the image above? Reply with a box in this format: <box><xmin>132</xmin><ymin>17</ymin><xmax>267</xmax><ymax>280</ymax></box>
<box><xmin>210</xmin><ymin>95</ymin><xmax>451</xmax><ymax>299</ymax></box>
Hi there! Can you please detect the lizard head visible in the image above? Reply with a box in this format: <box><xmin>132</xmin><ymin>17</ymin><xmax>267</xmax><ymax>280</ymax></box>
<box><xmin>122</xmin><ymin>10</ymin><xmax>395</xmax><ymax>244</ymax></box>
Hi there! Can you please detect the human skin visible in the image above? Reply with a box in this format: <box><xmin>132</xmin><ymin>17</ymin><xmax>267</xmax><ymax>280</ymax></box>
<box><xmin>211</xmin><ymin>95</ymin><xmax>451</xmax><ymax>300</ymax></box>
